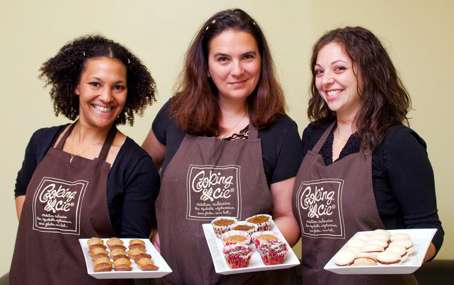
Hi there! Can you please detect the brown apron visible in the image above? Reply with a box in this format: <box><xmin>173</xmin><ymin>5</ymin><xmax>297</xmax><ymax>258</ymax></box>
<box><xmin>10</xmin><ymin>124</ymin><xmax>130</xmax><ymax>285</ymax></box>
<box><xmin>292</xmin><ymin>123</ymin><xmax>417</xmax><ymax>285</ymax></box>
<box><xmin>156</xmin><ymin>126</ymin><xmax>299</xmax><ymax>285</ymax></box>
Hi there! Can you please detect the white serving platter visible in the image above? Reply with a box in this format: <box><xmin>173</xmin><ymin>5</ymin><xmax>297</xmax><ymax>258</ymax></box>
<box><xmin>324</xmin><ymin>228</ymin><xmax>437</xmax><ymax>275</ymax></box>
<box><xmin>79</xmin><ymin>238</ymin><xmax>172</xmax><ymax>279</ymax></box>
<box><xmin>202</xmin><ymin>221</ymin><xmax>300</xmax><ymax>275</ymax></box>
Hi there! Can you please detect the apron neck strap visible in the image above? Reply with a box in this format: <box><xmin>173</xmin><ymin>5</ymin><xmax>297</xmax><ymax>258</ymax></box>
<box><xmin>247</xmin><ymin>124</ymin><xmax>258</xmax><ymax>139</ymax></box>
<box><xmin>55</xmin><ymin>122</ymin><xmax>117</xmax><ymax>162</ymax></box>
<box><xmin>98</xmin><ymin>126</ymin><xmax>117</xmax><ymax>161</ymax></box>
<box><xmin>312</xmin><ymin>122</ymin><xmax>336</xmax><ymax>153</ymax></box>
<box><xmin>55</xmin><ymin>123</ymin><xmax>76</xmax><ymax>150</ymax></box>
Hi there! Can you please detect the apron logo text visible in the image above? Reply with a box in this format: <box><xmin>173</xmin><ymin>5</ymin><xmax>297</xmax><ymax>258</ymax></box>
<box><xmin>191</xmin><ymin>170</ymin><xmax>234</xmax><ymax>202</ymax></box>
<box><xmin>300</xmin><ymin>185</ymin><xmax>336</xmax><ymax>218</ymax></box>
<box><xmin>38</xmin><ymin>183</ymin><xmax>78</xmax><ymax>213</ymax></box>
<box><xmin>187</xmin><ymin>165</ymin><xmax>241</xmax><ymax>220</ymax></box>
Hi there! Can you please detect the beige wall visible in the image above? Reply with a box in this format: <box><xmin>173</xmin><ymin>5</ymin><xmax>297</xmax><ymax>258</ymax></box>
<box><xmin>1</xmin><ymin>0</ymin><xmax>452</xmax><ymax>274</ymax></box>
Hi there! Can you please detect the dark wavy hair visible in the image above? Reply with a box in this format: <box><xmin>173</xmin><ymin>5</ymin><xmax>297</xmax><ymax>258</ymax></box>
<box><xmin>308</xmin><ymin>26</ymin><xmax>411</xmax><ymax>150</ymax></box>
<box><xmin>39</xmin><ymin>35</ymin><xmax>156</xmax><ymax>125</ymax></box>
<box><xmin>171</xmin><ymin>8</ymin><xmax>285</xmax><ymax>136</ymax></box>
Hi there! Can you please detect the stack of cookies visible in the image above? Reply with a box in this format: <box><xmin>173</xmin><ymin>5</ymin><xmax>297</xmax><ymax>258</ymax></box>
<box><xmin>86</xmin><ymin>237</ymin><xmax>159</xmax><ymax>272</ymax></box>
<box><xmin>127</xmin><ymin>239</ymin><xmax>159</xmax><ymax>271</ymax></box>
<box><xmin>334</xmin><ymin>230</ymin><xmax>416</xmax><ymax>266</ymax></box>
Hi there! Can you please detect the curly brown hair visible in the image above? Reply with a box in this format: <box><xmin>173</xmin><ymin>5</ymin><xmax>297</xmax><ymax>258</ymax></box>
<box><xmin>171</xmin><ymin>8</ymin><xmax>285</xmax><ymax>136</ymax></box>
<box><xmin>39</xmin><ymin>35</ymin><xmax>156</xmax><ymax>125</ymax></box>
<box><xmin>308</xmin><ymin>26</ymin><xmax>411</xmax><ymax>150</ymax></box>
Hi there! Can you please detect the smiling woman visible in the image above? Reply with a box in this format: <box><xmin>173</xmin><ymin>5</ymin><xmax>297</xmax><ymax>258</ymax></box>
<box><xmin>10</xmin><ymin>35</ymin><xmax>159</xmax><ymax>285</ymax></box>
<box><xmin>142</xmin><ymin>8</ymin><xmax>303</xmax><ymax>285</ymax></box>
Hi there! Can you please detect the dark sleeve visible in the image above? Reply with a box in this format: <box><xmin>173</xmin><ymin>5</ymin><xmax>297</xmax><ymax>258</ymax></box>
<box><xmin>266</xmin><ymin>117</ymin><xmax>303</xmax><ymax>184</ymax></box>
<box><xmin>300</xmin><ymin>120</ymin><xmax>330</xmax><ymax>159</ymax></box>
<box><xmin>112</xmin><ymin>140</ymin><xmax>160</xmax><ymax>238</ymax></box>
<box><xmin>14</xmin><ymin>126</ymin><xmax>62</xmax><ymax>197</ymax></box>
<box><xmin>384</xmin><ymin>126</ymin><xmax>444</xmax><ymax>254</ymax></box>
<box><xmin>151</xmin><ymin>99</ymin><xmax>172</xmax><ymax>146</ymax></box>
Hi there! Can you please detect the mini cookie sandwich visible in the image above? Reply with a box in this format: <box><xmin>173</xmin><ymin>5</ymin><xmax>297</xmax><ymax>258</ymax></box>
<box><xmin>251</xmin><ymin>231</ymin><xmax>279</xmax><ymax>247</ymax></box>
<box><xmin>87</xmin><ymin>237</ymin><xmax>104</xmax><ymax>248</ymax></box>
<box><xmin>388</xmin><ymin>239</ymin><xmax>413</xmax><ymax>250</ymax></box>
<box><xmin>361</xmin><ymin>243</ymin><xmax>385</xmax><ymax>253</ymax></box>
<box><xmin>222</xmin><ymin>230</ymin><xmax>251</xmax><ymax>247</ymax></box>
<box><xmin>136</xmin><ymin>257</ymin><xmax>159</xmax><ymax>271</ymax></box>
<box><xmin>353</xmin><ymin>256</ymin><xmax>378</xmax><ymax>266</ymax></box>
<box><xmin>334</xmin><ymin>249</ymin><xmax>356</xmax><ymax>266</ymax></box>
<box><xmin>376</xmin><ymin>251</ymin><xmax>401</xmax><ymax>265</ymax></box>
<box><xmin>246</xmin><ymin>214</ymin><xmax>272</xmax><ymax>231</ymax></box>
<box><xmin>110</xmin><ymin>248</ymin><xmax>128</xmax><ymax>261</ymax></box>
<box><xmin>385</xmin><ymin>244</ymin><xmax>407</xmax><ymax>257</ymax></box>
<box><xmin>128</xmin><ymin>239</ymin><xmax>146</xmax><ymax>251</ymax></box>
<box><xmin>223</xmin><ymin>244</ymin><xmax>253</xmax><ymax>268</ymax></box>
<box><xmin>128</xmin><ymin>247</ymin><xmax>151</xmax><ymax>262</ymax></box>
<box><xmin>90</xmin><ymin>246</ymin><xmax>109</xmax><ymax>259</ymax></box>
<box><xmin>211</xmin><ymin>217</ymin><xmax>237</xmax><ymax>238</ymax></box>
<box><xmin>107</xmin><ymin>237</ymin><xmax>126</xmax><ymax>250</ymax></box>
<box><xmin>230</xmin><ymin>221</ymin><xmax>258</xmax><ymax>236</ymax></box>
<box><xmin>93</xmin><ymin>256</ymin><xmax>112</xmax><ymax>272</ymax></box>
<box><xmin>113</xmin><ymin>257</ymin><xmax>132</xmax><ymax>271</ymax></box>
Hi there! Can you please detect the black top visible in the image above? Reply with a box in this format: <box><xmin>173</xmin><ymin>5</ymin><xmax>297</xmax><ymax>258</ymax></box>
<box><xmin>302</xmin><ymin>119</ymin><xmax>444</xmax><ymax>253</ymax></box>
<box><xmin>14</xmin><ymin>125</ymin><xmax>160</xmax><ymax>238</ymax></box>
<box><xmin>152</xmin><ymin>100</ymin><xmax>303</xmax><ymax>185</ymax></box>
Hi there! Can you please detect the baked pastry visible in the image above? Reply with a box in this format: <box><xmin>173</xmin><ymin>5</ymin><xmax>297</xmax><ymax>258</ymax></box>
<box><xmin>251</xmin><ymin>231</ymin><xmax>278</xmax><ymax>248</ymax></box>
<box><xmin>223</xmin><ymin>244</ymin><xmax>253</xmax><ymax>268</ymax></box>
<box><xmin>128</xmin><ymin>247</ymin><xmax>151</xmax><ymax>262</ymax></box>
<box><xmin>93</xmin><ymin>256</ymin><xmax>112</xmax><ymax>272</ymax></box>
<box><xmin>90</xmin><ymin>246</ymin><xmax>109</xmax><ymax>259</ymax></box>
<box><xmin>334</xmin><ymin>249</ymin><xmax>356</xmax><ymax>266</ymax></box>
<box><xmin>110</xmin><ymin>248</ymin><xmax>128</xmax><ymax>261</ymax></box>
<box><xmin>222</xmin><ymin>230</ymin><xmax>251</xmax><ymax>246</ymax></box>
<box><xmin>353</xmin><ymin>256</ymin><xmax>378</xmax><ymax>266</ymax></box>
<box><xmin>246</xmin><ymin>214</ymin><xmax>272</xmax><ymax>231</ymax></box>
<box><xmin>230</xmin><ymin>221</ymin><xmax>257</xmax><ymax>236</ymax></box>
<box><xmin>128</xmin><ymin>239</ymin><xmax>146</xmax><ymax>250</ymax></box>
<box><xmin>211</xmin><ymin>217</ymin><xmax>237</xmax><ymax>238</ymax></box>
<box><xmin>256</xmin><ymin>239</ymin><xmax>288</xmax><ymax>265</ymax></box>
<box><xmin>376</xmin><ymin>251</ymin><xmax>401</xmax><ymax>265</ymax></box>
<box><xmin>136</xmin><ymin>257</ymin><xmax>159</xmax><ymax>271</ymax></box>
<box><xmin>88</xmin><ymin>237</ymin><xmax>104</xmax><ymax>248</ymax></box>
<box><xmin>107</xmin><ymin>237</ymin><xmax>125</xmax><ymax>250</ymax></box>
<box><xmin>113</xmin><ymin>257</ymin><xmax>132</xmax><ymax>271</ymax></box>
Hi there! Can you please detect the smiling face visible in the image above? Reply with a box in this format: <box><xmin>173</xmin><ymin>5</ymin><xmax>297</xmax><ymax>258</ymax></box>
<box><xmin>75</xmin><ymin>56</ymin><xmax>127</xmax><ymax>130</ymax></box>
<box><xmin>314</xmin><ymin>42</ymin><xmax>362</xmax><ymax>120</ymax></box>
<box><xmin>207</xmin><ymin>29</ymin><xmax>261</xmax><ymax>105</ymax></box>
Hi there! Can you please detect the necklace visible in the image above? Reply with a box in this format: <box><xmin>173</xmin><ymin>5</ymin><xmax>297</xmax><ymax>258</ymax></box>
<box><xmin>219</xmin><ymin>112</ymin><xmax>248</xmax><ymax>138</ymax></box>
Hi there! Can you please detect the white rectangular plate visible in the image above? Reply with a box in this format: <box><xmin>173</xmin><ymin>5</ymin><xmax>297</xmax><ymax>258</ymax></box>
<box><xmin>324</xmin><ymin>228</ymin><xmax>437</xmax><ymax>275</ymax></box>
<box><xmin>202</xmin><ymin>221</ymin><xmax>300</xmax><ymax>275</ymax></box>
<box><xmin>79</xmin><ymin>238</ymin><xmax>172</xmax><ymax>279</ymax></box>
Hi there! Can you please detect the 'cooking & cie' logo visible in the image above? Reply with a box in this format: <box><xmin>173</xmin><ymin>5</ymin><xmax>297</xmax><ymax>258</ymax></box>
<box><xmin>186</xmin><ymin>165</ymin><xmax>241</xmax><ymax>220</ymax></box>
<box><xmin>32</xmin><ymin>177</ymin><xmax>88</xmax><ymax>235</ymax></box>
<box><xmin>297</xmin><ymin>178</ymin><xmax>345</xmax><ymax>238</ymax></box>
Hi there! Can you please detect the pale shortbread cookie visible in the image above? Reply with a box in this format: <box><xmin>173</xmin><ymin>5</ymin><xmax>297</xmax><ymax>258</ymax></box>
<box><xmin>334</xmin><ymin>249</ymin><xmax>356</xmax><ymax>266</ymax></box>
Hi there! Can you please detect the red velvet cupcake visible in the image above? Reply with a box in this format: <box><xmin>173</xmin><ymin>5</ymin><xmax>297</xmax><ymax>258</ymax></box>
<box><xmin>257</xmin><ymin>240</ymin><xmax>288</xmax><ymax>265</ymax></box>
<box><xmin>223</xmin><ymin>244</ymin><xmax>253</xmax><ymax>268</ymax></box>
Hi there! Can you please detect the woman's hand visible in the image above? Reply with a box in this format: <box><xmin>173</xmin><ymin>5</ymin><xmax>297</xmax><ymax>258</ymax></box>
<box><xmin>270</xmin><ymin>177</ymin><xmax>300</xmax><ymax>246</ymax></box>
<box><xmin>424</xmin><ymin>242</ymin><xmax>436</xmax><ymax>262</ymax></box>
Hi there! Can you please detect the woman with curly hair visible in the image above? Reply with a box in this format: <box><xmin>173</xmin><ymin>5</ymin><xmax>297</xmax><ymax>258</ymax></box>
<box><xmin>10</xmin><ymin>35</ymin><xmax>159</xmax><ymax>285</ymax></box>
<box><xmin>292</xmin><ymin>26</ymin><xmax>444</xmax><ymax>284</ymax></box>
<box><xmin>142</xmin><ymin>8</ymin><xmax>302</xmax><ymax>285</ymax></box>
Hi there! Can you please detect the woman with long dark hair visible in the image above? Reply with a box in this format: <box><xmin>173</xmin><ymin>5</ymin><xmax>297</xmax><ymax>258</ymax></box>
<box><xmin>142</xmin><ymin>8</ymin><xmax>302</xmax><ymax>285</ymax></box>
<box><xmin>292</xmin><ymin>26</ymin><xmax>444</xmax><ymax>284</ymax></box>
